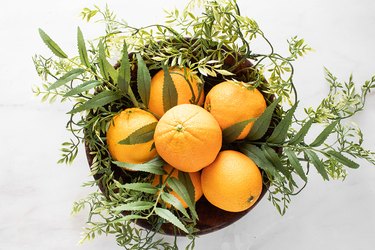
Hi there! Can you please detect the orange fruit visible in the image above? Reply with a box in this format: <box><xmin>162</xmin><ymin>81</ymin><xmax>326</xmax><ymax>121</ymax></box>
<box><xmin>148</xmin><ymin>67</ymin><xmax>204</xmax><ymax>118</ymax></box>
<box><xmin>201</xmin><ymin>150</ymin><xmax>263</xmax><ymax>212</ymax></box>
<box><xmin>154</xmin><ymin>104</ymin><xmax>222</xmax><ymax>172</ymax></box>
<box><xmin>153</xmin><ymin>164</ymin><xmax>203</xmax><ymax>208</ymax></box>
<box><xmin>204</xmin><ymin>80</ymin><xmax>266</xmax><ymax>140</ymax></box>
<box><xmin>106</xmin><ymin>108</ymin><xmax>158</xmax><ymax>164</ymax></box>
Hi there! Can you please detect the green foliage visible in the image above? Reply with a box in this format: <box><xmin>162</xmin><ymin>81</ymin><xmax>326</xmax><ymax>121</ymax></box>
<box><xmin>33</xmin><ymin>0</ymin><xmax>375</xmax><ymax>248</ymax></box>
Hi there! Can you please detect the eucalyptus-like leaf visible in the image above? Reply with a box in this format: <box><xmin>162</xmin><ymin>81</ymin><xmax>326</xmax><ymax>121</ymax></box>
<box><xmin>113</xmin><ymin>156</ymin><xmax>165</xmax><ymax>175</ymax></box>
<box><xmin>327</xmin><ymin>150</ymin><xmax>360</xmax><ymax>169</ymax></box>
<box><xmin>162</xmin><ymin>65</ymin><xmax>178</xmax><ymax>113</ymax></box>
<box><xmin>136</xmin><ymin>53</ymin><xmax>151</xmax><ymax>107</ymax></box>
<box><xmin>289</xmin><ymin>119</ymin><xmax>313</xmax><ymax>145</ymax></box>
<box><xmin>118</xmin><ymin>122</ymin><xmax>157</xmax><ymax>145</ymax></box>
<box><xmin>304</xmin><ymin>149</ymin><xmax>329</xmax><ymax>180</ymax></box>
<box><xmin>77</xmin><ymin>27</ymin><xmax>90</xmax><ymax>67</ymax></box>
<box><xmin>167</xmin><ymin>177</ymin><xmax>197</xmax><ymax>218</ymax></box>
<box><xmin>247</xmin><ymin>97</ymin><xmax>281</xmax><ymax>141</ymax></box>
<box><xmin>240</xmin><ymin>144</ymin><xmax>279</xmax><ymax>177</ymax></box>
<box><xmin>284</xmin><ymin>148</ymin><xmax>307</xmax><ymax>182</ymax></box>
<box><xmin>155</xmin><ymin>207</ymin><xmax>189</xmax><ymax>233</ymax></box>
<box><xmin>64</xmin><ymin>80</ymin><xmax>101</xmax><ymax>97</ymax></box>
<box><xmin>118</xmin><ymin>41</ymin><xmax>131</xmax><ymax>94</ymax></box>
<box><xmin>112</xmin><ymin>201</ymin><xmax>154</xmax><ymax>211</ymax></box>
<box><xmin>160</xmin><ymin>192</ymin><xmax>190</xmax><ymax>219</ymax></box>
<box><xmin>309</xmin><ymin>120</ymin><xmax>339</xmax><ymax>147</ymax></box>
<box><xmin>122</xmin><ymin>182</ymin><xmax>158</xmax><ymax>194</ymax></box>
<box><xmin>267</xmin><ymin>102</ymin><xmax>298</xmax><ymax>144</ymax></box>
<box><xmin>48</xmin><ymin>68</ymin><xmax>85</xmax><ymax>90</ymax></box>
<box><xmin>38</xmin><ymin>28</ymin><xmax>68</xmax><ymax>58</ymax></box>
<box><xmin>68</xmin><ymin>90</ymin><xmax>122</xmax><ymax>114</ymax></box>
<box><xmin>222</xmin><ymin>118</ymin><xmax>256</xmax><ymax>143</ymax></box>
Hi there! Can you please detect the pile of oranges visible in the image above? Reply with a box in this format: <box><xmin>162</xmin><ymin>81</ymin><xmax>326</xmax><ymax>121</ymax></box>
<box><xmin>106</xmin><ymin>66</ymin><xmax>267</xmax><ymax>212</ymax></box>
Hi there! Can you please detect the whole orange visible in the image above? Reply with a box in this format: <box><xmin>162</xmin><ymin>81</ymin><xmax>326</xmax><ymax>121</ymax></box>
<box><xmin>106</xmin><ymin>108</ymin><xmax>158</xmax><ymax>164</ymax></box>
<box><xmin>204</xmin><ymin>80</ymin><xmax>266</xmax><ymax>140</ymax></box>
<box><xmin>153</xmin><ymin>164</ymin><xmax>203</xmax><ymax>208</ymax></box>
<box><xmin>154</xmin><ymin>104</ymin><xmax>222</xmax><ymax>172</ymax></box>
<box><xmin>148</xmin><ymin>67</ymin><xmax>204</xmax><ymax>118</ymax></box>
<box><xmin>201</xmin><ymin>150</ymin><xmax>263</xmax><ymax>212</ymax></box>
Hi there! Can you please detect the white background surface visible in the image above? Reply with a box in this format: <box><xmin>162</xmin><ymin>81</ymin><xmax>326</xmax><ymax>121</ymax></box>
<box><xmin>1</xmin><ymin>0</ymin><xmax>375</xmax><ymax>249</ymax></box>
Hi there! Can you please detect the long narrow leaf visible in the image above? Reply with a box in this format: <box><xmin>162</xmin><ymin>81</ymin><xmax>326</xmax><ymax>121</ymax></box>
<box><xmin>113</xmin><ymin>201</ymin><xmax>154</xmax><ymax>211</ymax></box>
<box><xmin>223</xmin><ymin>118</ymin><xmax>256</xmax><ymax>143</ymax></box>
<box><xmin>284</xmin><ymin>148</ymin><xmax>307</xmax><ymax>182</ymax></box>
<box><xmin>309</xmin><ymin>120</ymin><xmax>339</xmax><ymax>147</ymax></box>
<box><xmin>122</xmin><ymin>183</ymin><xmax>158</xmax><ymax>194</ymax></box>
<box><xmin>48</xmin><ymin>68</ymin><xmax>85</xmax><ymax>90</ymax></box>
<box><xmin>68</xmin><ymin>90</ymin><xmax>121</xmax><ymax>114</ymax></box>
<box><xmin>247</xmin><ymin>97</ymin><xmax>281</xmax><ymax>141</ymax></box>
<box><xmin>155</xmin><ymin>207</ymin><xmax>189</xmax><ymax>233</ymax></box>
<box><xmin>162</xmin><ymin>65</ymin><xmax>178</xmax><ymax>113</ymax></box>
<box><xmin>167</xmin><ymin>177</ymin><xmax>196</xmax><ymax>218</ymax></box>
<box><xmin>77</xmin><ymin>27</ymin><xmax>90</xmax><ymax>67</ymax></box>
<box><xmin>305</xmin><ymin>149</ymin><xmax>329</xmax><ymax>180</ymax></box>
<box><xmin>136</xmin><ymin>54</ymin><xmax>151</xmax><ymax>107</ymax></box>
<box><xmin>118</xmin><ymin>122</ymin><xmax>157</xmax><ymax>145</ymax></box>
<box><xmin>327</xmin><ymin>150</ymin><xmax>360</xmax><ymax>169</ymax></box>
<box><xmin>118</xmin><ymin>41</ymin><xmax>131</xmax><ymax>94</ymax></box>
<box><xmin>262</xmin><ymin>145</ymin><xmax>291</xmax><ymax>179</ymax></box>
<box><xmin>160</xmin><ymin>192</ymin><xmax>190</xmax><ymax>218</ymax></box>
<box><xmin>38</xmin><ymin>28</ymin><xmax>68</xmax><ymax>58</ymax></box>
<box><xmin>289</xmin><ymin>119</ymin><xmax>313</xmax><ymax>145</ymax></box>
<box><xmin>113</xmin><ymin>156</ymin><xmax>165</xmax><ymax>174</ymax></box>
<box><xmin>64</xmin><ymin>80</ymin><xmax>101</xmax><ymax>97</ymax></box>
<box><xmin>98</xmin><ymin>41</ymin><xmax>118</xmax><ymax>81</ymax></box>
<box><xmin>267</xmin><ymin>102</ymin><xmax>298</xmax><ymax>144</ymax></box>
<box><xmin>240</xmin><ymin>144</ymin><xmax>279</xmax><ymax>177</ymax></box>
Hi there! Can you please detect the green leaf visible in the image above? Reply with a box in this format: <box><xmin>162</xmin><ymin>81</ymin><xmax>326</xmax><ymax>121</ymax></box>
<box><xmin>38</xmin><ymin>28</ymin><xmax>68</xmax><ymax>58</ymax></box>
<box><xmin>48</xmin><ymin>68</ymin><xmax>85</xmax><ymax>90</ymax></box>
<box><xmin>118</xmin><ymin>122</ymin><xmax>157</xmax><ymax>145</ymax></box>
<box><xmin>68</xmin><ymin>90</ymin><xmax>122</xmax><ymax>114</ymax></box>
<box><xmin>77</xmin><ymin>27</ymin><xmax>90</xmax><ymax>67</ymax></box>
<box><xmin>247</xmin><ymin>97</ymin><xmax>281</xmax><ymax>141</ymax></box>
<box><xmin>327</xmin><ymin>150</ymin><xmax>360</xmax><ymax>169</ymax></box>
<box><xmin>267</xmin><ymin>102</ymin><xmax>298</xmax><ymax>144</ymax></box>
<box><xmin>262</xmin><ymin>145</ymin><xmax>291</xmax><ymax>179</ymax></box>
<box><xmin>136</xmin><ymin>53</ymin><xmax>151</xmax><ymax>107</ymax></box>
<box><xmin>113</xmin><ymin>214</ymin><xmax>144</xmax><ymax>223</ymax></box>
<box><xmin>113</xmin><ymin>201</ymin><xmax>154</xmax><ymax>211</ymax></box>
<box><xmin>284</xmin><ymin>148</ymin><xmax>307</xmax><ymax>182</ymax></box>
<box><xmin>64</xmin><ymin>80</ymin><xmax>101</xmax><ymax>97</ymax></box>
<box><xmin>162</xmin><ymin>65</ymin><xmax>178</xmax><ymax>113</ymax></box>
<box><xmin>178</xmin><ymin>172</ymin><xmax>195</xmax><ymax>207</ymax></box>
<box><xmin>113</xmin><ymin>156</ymin><xmax>165</xmax><ymax>174</ymax></box>
<box><xmin>122</xmin><ymin>182</ymin><xmax>158</xmax><ymax>194</ymax></box>
<box><xmin>240</xmin><ymin>144</ymin><xmax>279</xmax><ymax>177</ymax></box>
<box><xmin>155</xmin><ymin>207</ymin><xmax>189</xmax><ymax>233</ymax></box>
<box><xmin>223</xmin><ymin>118</ymin><xmax>256</xmax><ymax>143</ymax></box>
<box><xmin>304</xmin><ymin>149</ymin><xmax>329</xmax><ymax>180</ymax></box>
<box><xmin>309</xmin><ymin>120</ymin><xmax>339</xmax><ymax>147</ymax></box>
<box><xmin>289</xmin><ymin>119</ymin><xmax>313</xmax><ymax>145</ymax></box>
<box><xmin>117</xmin><ymin>41</ymin><xmax>131</xmax><ymax>94</ymax></box>
<box><xmin>160</xmin><ymin>192</ymin><xmax>190</xmax><ymax>218</ymax></box>
<box><xmin>98</xmin><ymin>41</ymin><xmax>118</xmax><ymax>81</ymax></box>
<box><xmin>167</xmin><ymin>177</ymin><xmax>197</xmax><ymax>218</ymax></box>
